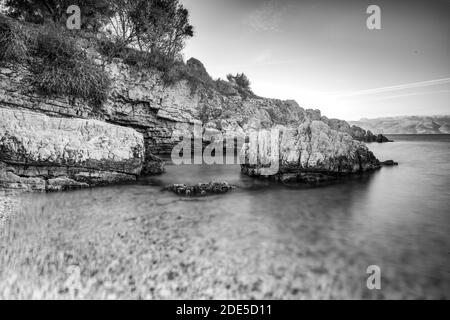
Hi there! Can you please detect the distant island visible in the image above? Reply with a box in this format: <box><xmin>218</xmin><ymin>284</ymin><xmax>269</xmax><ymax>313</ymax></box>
<box><xmin>349</xmin><ymin>116</ymin><xmax>450</xmax><ymax>134</ymax></box>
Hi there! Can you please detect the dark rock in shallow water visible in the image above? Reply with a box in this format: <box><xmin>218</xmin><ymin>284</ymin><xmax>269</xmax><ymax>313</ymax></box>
<box><xmin>163</xmin><ymin>181</ymin><xmax>235</xmax><ymax>196</ymax></box>
<box><xmin>361</xmin><ymin>131</ymin><xmax>393</xmax><ymax>143</ymax></box>
<box><xmin>375</xmin><ymin>133</ymin><xmax>393</xmax><ymax>143</ymax></box>
<box><xmin>381</xmin><ymin>160</ymin><xmax>399</xmax><ymax>166</ymax></box>
<box><xmin>349</xmin><ymin>126</ymin><xmax>393</xmax><ymax>143</ymax></box>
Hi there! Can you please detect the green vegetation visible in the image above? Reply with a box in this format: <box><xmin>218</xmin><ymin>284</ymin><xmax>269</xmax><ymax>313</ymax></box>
<box><xmin>0</xmin><ymin>0</ymin><xmax>256</xmax><ymax>104</ymax></box>
<box><xmin>226</xmin><ymin>73</ymin><xmax>253</xmax><ymax>98</ymax></box>
<box><xmin>97</xmin><ymin>39</ymin><xmax>209</xmax><ymax>90</ymax></box>
<box><xmin>30</xmin><ymin>28</ymin><xmax>110</xmax><ymax>107</ymax></box>
<box><xmin>0</xmin><ymin>15</ymin><xmax>110</xmax><ymax>107</ymax></box>
<box><xmin>106</xmin><ymin>0</ymin><xmax>193</xmax><ymax>58</ymax></box>
<box><xmin>5</xmin><ymin>0</ymin><xmax>112</xmax><ymax>30</ymax></box>
<box><xmin>0</xmin><ymin>16</ymin><xmax>30</xmax><ymax>64</ymax></box>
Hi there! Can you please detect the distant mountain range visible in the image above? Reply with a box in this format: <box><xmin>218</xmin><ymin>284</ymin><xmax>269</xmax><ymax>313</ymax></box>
<box><xmin>349</xmin><ymin>116</ymin><xmax>450</xmax><ymax>134</ymax></box>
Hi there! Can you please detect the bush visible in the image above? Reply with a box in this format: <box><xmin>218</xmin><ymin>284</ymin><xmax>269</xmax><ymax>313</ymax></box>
<box><xmin>0</xmin><ymin>16</ymin><xmax>110</xmax><ymax>107</ymax></box>
<box><xmin>29</xmin><ymin>28</ymin><xmax>110</xmax><ymax>107</ymax></box>
<box><xmin>227</xmin><ymin>73</ymin><xmax>251</xmax><ymax>91</ymax></box>
<box><xmin>97</xmin><ymin>38</ymin><xmax>207</xmax><ymax>91</ymax></box>
<box><xmin>0</xmin><ymin>16</ymin><xmax>30</xmax><ymax>65</ymax></box>
<box><xmin>215</xmin><ymin>78</ymin><xmax>238</xmax><ymax>96</ymax></box>
<box><xmin>98</xmin><ymin>39</ymin><xmax>174</xmax><ymax>71</ymax></box>
<box><xmin>226</xmin><ymin>73</ymin><xmax>254</xmax><ymax>99</ymax></box>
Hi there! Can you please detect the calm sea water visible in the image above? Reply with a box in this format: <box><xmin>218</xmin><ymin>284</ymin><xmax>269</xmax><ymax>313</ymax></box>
<box><xmin>1</xmin><ymin>135</ymin><xmax>449</xmax><ymax>299</ymax></box>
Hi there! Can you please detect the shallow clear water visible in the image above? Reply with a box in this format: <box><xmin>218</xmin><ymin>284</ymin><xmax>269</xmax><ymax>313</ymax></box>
<box><xmin>1</xmin><ymin>135</ymin><xmax>449</xmax><ymax>299</ymax></box>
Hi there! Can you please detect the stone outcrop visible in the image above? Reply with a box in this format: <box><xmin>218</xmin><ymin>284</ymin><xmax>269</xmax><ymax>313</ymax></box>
<box><xmin>0</xmin><ymin>107</ymin><xmax>144</xmax><ymax>191</ymax></box>
<box><xmin>380</xmin><ymin>160</ymin><xmax>399</xmax><ymax>166</ymax></box>
<box><xmin>241</xmin><ymin>121</ymin><xmax>381</xmax><ymax>183</ymax></box>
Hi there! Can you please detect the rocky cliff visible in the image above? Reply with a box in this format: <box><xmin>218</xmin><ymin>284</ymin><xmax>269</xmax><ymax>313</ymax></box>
<box><xmin>0</xmin><ymin>46</ymin><xmax>385</xmax><ymax>190</ymax></box>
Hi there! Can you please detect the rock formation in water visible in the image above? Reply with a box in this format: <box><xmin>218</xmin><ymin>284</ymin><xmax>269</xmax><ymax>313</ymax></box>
<box><xmin>241</xmin><ymin>121</ymin><xmax>381</xmax><ymax>183</ymax></box>
<box><xmin>380</xmin><ymin>160</ymin><xmax>399</xmax><ymax>166</ymax></box>
<box><xmin>0</xmin><ymin>108</ymin><xmax>145</xmax><ymax>191</ymax></box>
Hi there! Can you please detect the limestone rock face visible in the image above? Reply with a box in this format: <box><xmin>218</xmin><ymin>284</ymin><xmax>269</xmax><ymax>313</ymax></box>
<box><xmin>0</xmin><ymin>65</ymin><xmax>185</xmax><ymax>158</ymax></box>
<box><xmin>240</xmin><ymin>120</ymin><xmax>380</xmax><ymax>182</ymax></box>
<box><xmin>0</xmin><ymin>62</ymin><xmax>387</xmax><ymax>161</ymax></box>
<box><xmin>0</xmin><ymin>107</ymin><xmax>144</xmax><ymax>191</ymax></box>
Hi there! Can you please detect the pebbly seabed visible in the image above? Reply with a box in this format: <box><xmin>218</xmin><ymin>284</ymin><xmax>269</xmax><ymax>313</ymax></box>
<box><xmin>0</xmin><ymin>135</ymin><xmax>449</xmax><ymax>300</ymax></box>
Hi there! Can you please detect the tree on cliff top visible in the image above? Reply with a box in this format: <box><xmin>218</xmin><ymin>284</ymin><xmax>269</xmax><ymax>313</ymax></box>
<box><xmin>4</xmin><ymin>0</ymin><xmax>194</xmax><ymax>59</ymax></box>
<box><xmin>4</xmin><ymin>0</ymin><xmax>112</xmax><ymax>30</ymax></box>
<box><xmin>105</xmin><ymin>0</ymin><xmax>193</xmax><ymax>58</ymax></box>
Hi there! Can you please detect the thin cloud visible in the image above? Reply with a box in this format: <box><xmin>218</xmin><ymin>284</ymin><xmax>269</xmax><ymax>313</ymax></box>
<box><xmin>208</xmin><ymin>58</ymin><xmax>305</xmax><ymax>70</ymax></box>
<box><xmin>324</xmin><ymin>78</ymin><xmax>450</xmax><ymax>98</ymax></box>
<box><xmin>355</xmin><ymin>90</ymin><xmax>450</xmax><ymax>102</ymax></box>
<box><xmin>245</xmin><ymin>0</ymin><xmax>286</xmax><ymax>32</ymax></box>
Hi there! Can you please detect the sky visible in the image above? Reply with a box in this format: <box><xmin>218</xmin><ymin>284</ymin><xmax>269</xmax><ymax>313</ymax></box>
<box><xmin>181</xmin><ymin>0</ymin><xmax>450</xmax><ymax>120</ymax></box>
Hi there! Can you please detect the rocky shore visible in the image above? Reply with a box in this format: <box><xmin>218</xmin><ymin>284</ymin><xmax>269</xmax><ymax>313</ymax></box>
<box><xmin>0</xmin><ymin>43</ymin><xmax>390</xmax><ymax>191</ymax></box>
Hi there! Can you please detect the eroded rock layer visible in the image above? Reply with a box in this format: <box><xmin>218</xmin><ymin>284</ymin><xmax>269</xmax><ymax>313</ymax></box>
<box><xmin>0</xmin><ymin>108</ymin><xmax>145</xmax><ymax>191</ymax></box>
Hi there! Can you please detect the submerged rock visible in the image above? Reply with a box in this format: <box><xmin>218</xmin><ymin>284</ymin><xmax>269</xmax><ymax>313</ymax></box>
<box><xmin>240</xmin><ymin>120</ymin><xmax>381</xmax><ymax>183</ymax></box>
<box><xmin>163</xmin><ymin>181</ymin><xmax>235</xmax><ymax>196</ymax></box>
